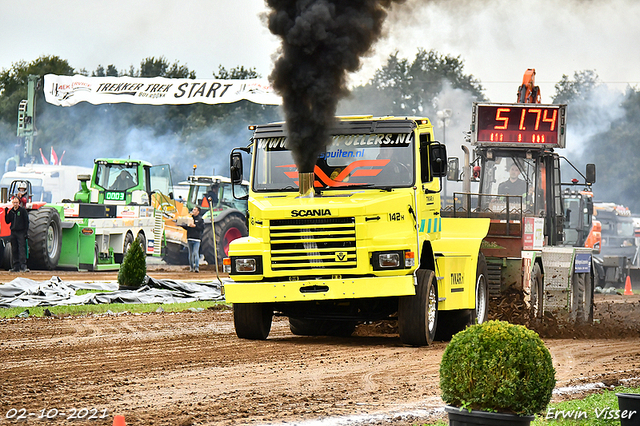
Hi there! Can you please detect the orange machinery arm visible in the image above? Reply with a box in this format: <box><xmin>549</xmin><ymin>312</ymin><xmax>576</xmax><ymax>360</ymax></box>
<box><xmin>517</xmin><ymin>68</ymin><xmax>541</xmax><ymax>103</ymax></box>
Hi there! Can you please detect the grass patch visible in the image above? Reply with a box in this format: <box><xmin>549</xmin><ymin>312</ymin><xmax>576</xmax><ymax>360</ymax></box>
<box><xmin>0</xmin><ymin>300</ymin><xmax>230</xmax><ymax>318</ymax></box>
<box><xmin>75</xmin><ymin>289</ymin><xmax>114</xmax><ymax>296</ymax></box>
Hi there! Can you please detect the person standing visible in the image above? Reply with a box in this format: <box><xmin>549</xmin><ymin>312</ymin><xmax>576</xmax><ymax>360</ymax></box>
<box><xmin>181</xmin><ymin>206</ymin><xmax>204</xmax><ymax>272</ymax></box>
<box><xmin>5</xmin><ymin>196</ymin><xmax>29</xmax><ymax>272</ymax></box>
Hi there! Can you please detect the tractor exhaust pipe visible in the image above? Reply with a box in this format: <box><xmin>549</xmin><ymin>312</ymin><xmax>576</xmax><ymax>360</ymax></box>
<box><xmin>299</xmin><ymin>172</ymin><xmax>315</xmax><ymax>198</ymax></box>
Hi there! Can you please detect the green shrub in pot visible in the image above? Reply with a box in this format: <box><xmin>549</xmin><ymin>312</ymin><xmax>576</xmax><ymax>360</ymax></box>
<box><xmin>439</xmin><ymin>320</ymin><xmax>556</xmax><ymax>417</ymax></box>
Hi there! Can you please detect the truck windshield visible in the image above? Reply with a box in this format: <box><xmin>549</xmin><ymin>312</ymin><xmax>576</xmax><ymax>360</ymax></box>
<box><xmin>253</xmin><ymin>133</ymin><xmax>415</xmax><ymax>191</ymax></box>
<box><xmin>95</xmin><ymin>164</ymin><xmax>138</xmax><ymax>191</ymax></box>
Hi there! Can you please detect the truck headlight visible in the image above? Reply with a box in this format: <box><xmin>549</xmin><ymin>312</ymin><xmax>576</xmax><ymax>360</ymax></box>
<box><xmin>379</xmin><ymin>253</ymin><xmax>400</xmax><ymax>268</ymax></box>
<box><xmin>231</xmin><ymin>256</ymin><xmax>263</xmax><ymax>274</ymax></box>
<box><xmin>371</xmin><ymin>251</ymin><xmax>413</xmax><ymax>270</ymax></box>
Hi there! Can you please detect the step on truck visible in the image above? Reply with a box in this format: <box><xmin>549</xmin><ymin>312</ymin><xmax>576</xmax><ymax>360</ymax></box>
<box><xmin>444</xmin><ymin>102</ymin><xmax>596</xmax><ymax>322</ymax></box>
<box><xmin>222</xmin><ymin>116</ymin><xmax>490</xmax><ymax>346</ymax></box>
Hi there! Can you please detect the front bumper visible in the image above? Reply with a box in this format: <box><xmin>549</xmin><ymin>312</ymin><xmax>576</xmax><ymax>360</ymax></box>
<box><xmin>223</xmin><ymin>275</ymin><xmax>416</xmax><ymax>304</ymax></box>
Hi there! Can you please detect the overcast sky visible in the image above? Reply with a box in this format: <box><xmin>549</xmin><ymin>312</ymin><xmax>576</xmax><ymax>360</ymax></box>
<box><xmin>1</xmin><ymin>0</ymin><xmax>639</xmax><ymax>105</ymax></box>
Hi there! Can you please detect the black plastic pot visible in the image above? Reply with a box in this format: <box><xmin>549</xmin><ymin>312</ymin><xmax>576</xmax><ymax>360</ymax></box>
<box><xmin>445</xmin><ymin>405</ymin><xmax>535</xmax><ymax>426</ymax></box>
<box><xmin>616</xmin><ymin>393</ymin><xmax>640</xmax><ymax>426</ymax></box>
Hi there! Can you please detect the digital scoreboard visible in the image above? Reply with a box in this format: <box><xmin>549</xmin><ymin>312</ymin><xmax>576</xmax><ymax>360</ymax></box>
<box><xmin>471</xmin><ymin>103</ymin><xmax>566</xmax><ymax>148</ymax></box>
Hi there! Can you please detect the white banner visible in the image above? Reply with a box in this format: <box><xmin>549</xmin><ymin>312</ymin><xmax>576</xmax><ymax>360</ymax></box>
<box><xmin>43</xmin><ymin>74</ymin><xmax>282</xmax><ymax>107</ymax></box>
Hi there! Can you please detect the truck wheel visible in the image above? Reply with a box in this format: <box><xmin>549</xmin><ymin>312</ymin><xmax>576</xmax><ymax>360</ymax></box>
<box><xmin>472</xmin><ymin>253</ymin><xmax>489</xmax><ymax>324</ymax></box>
<box><xmin>136</xmin><ymin>232</ymin><xmax>147</xmax><ymax>254</ymax></box>
<box><xmin>398</xmin><ymin>269</ymin><xmax>438</xmax><ymax>346</ymax></box>
<box><xmin>115</xmin><ymin>232</ymin><xmax>134</xmax><ymax>263</ymax></box>
<box><xmin>530</xmin><ymin>262</ymin><xmax>544</xmax><ymax>319</ymax></box>
<box><xmin>27</xmin><ymin>207</ymin><xmax>62</xmax><ymax>270</ymax></box>
<box><xmin>289</xmin><ymin>318</ymin><xmax>357</xmax><ymax>337</ymax></box>
<box><xmin>571</xmin><ymin>272</ymin><xmax>593</xmax><ymax>324</ymax></box>
<box><xmin>233</xmin><ymin>303</ymin><xmax>273</xmax><ymax>340</ymax></box>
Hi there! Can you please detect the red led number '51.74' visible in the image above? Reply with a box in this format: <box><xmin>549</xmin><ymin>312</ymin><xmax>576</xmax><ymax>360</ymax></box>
<box><xmin>474</xmin><ymin>104</ymin><xmax>565</xmax><ymax>147</ymax></box>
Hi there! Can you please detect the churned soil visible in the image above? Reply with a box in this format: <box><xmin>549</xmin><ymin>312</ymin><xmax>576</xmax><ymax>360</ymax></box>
<box><xmin>1</xmin><ymin>267</ymin><xmax>640</xmax><ymax>425</ymax></box>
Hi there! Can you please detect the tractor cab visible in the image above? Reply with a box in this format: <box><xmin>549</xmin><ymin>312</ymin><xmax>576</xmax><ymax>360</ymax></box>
<box><xmin>74</xmin><ymin>159</ymin><xmax>173</xmax><ymax>205</ymax></box>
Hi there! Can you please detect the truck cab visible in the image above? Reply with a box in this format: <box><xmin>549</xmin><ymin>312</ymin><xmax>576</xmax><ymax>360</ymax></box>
<box><xmin>224</xmin><ymin>116</ymin><xmax>490</xmax><ymax>345</ymax></box>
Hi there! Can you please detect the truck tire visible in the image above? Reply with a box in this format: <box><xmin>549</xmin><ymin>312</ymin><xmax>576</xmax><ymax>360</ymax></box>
<box><xmin>202</xmin><ymin>214</ymin><xmax>248</xmax><ymax>265</ymax></box>
<box><xmin>115</xmin><ymin>232</ymin><xmax>134</xmax><ymax>263</ymax></box>
<box><xmin>136</xmin><ymin>232</ymin><xmax>147</xmax><ymax>254</ymax></box>
<box><xmin>233</xmin><ymin>303</ymin><xmax>273</xmax><ymax>340</ymax></box>
<box><xmin>472</xmin><ymin>253</ymin><xmax>489</xmax><ymax>325</ymax></box>
<box><xmin>398</xmin><ymin>269</ymin><xmax>438</xmax><ymax>346</ymax></box>
<box><xmin>530</xmin><ymin>262</ymin><xmax>544</xmax><ymax>319</ymax></box>
<box><xmin>571</xmin><ymin>271</ymin><xmax>594</xmax><ymax>324</ymax></box>
<box><xmin>289</xmin><ymin>318</ymin><xmax>357</xmax><ymax>337</ymax></box>
<box><xmin>27</xmin><ymin>207</ymin><xmax>62</xmax><ymax>270</ymax></box>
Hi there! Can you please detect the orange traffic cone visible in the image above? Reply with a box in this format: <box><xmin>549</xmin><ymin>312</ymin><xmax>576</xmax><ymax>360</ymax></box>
<box><xmin>113</xmin><ymin>415</ymin><xmax>126</xmax><ymax>426</ymax></box>
<box><xmin>624</xmin><ymin>276</ymin><xmax>634</xmax><ymax>295</ymax></box>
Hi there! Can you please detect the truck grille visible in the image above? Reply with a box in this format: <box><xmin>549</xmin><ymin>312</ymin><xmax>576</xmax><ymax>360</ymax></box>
<box><xmin>269</xmin><ymin>217</ymin><xmax>357</xmax><ymax>271</ymax></box>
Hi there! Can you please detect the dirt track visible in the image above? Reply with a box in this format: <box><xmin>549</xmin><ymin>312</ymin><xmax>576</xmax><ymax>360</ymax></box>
<box><xmin>1</xmin><ymin>268</ymin><xmax>640</xmax><ymax>426</ymax></box>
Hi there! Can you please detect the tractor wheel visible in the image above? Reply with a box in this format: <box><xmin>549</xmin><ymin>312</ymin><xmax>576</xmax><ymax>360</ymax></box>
<box><xmin>202</xmin><ymin>214</ymin><xmax>248</xmax><ymax>266</ymax></box>
<box><xmin>398</xmin><ymin>269</ymin><xmax>438</xmax><ymax>346</ymax></box>
<box><xmin>1</xmin><ymin>241</ymin><xmax>12</xmax><ymax>270</ymax></box>
<box><xmin>27</xmin><ymin>207</ymin><xmax>62</xmax><ymax>270</ymax></box>
<box><xmin>233</xmin><ymin>303</ymin><xmax>273</xmax><ymax>340</ymax></box>
<box><xmin>115</xmin><ymin>232</ymin><xmax>134</xmax><ymax>263</ymax></box>
<box><xmin>289</xmin><ymin>318</ymin><xmax>357</xmax><ymax>337</ymax></box>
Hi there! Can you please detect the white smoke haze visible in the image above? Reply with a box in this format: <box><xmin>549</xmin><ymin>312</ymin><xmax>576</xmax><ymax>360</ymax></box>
<box><xmin>564</xmin><ymin>84</ymin><xmax>626</xmax><ymax>157</ymax></box>
<box><xmin>42</xmin><ymin>105</ymin><xmax>256</xmax><ymax>184</ymax></box>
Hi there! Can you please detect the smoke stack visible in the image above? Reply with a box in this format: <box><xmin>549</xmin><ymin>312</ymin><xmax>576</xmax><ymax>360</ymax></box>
<box><xmin>266</xmin><ymin>0</ymin><xmax>403</xmax><ymax>174</ymax></box>
<box><xmin>298</xmin><ymin>172</ymin><xmax>315</xmax><ymax>198</ymax></box>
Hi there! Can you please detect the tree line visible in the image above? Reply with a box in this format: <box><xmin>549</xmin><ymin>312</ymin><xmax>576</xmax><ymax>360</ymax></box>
<box><xmin>0</xmin><ymin>53</ymin><xmax>638</xmax><ymax>212</ymax></box>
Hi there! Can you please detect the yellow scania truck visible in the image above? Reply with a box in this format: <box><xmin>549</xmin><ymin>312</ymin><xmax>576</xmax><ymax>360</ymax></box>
<box><xmin>223</xmin><ymin>116</ymin><xmax>490</xmax><ymax>346</ymax></box>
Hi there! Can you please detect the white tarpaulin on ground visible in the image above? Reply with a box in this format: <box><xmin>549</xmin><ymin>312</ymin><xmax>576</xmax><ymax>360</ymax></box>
<box><xmin>0</xmin><ymin>276</ymin><xmax>225</xmax><ymax>308</ymax></box>
<box><xmin>43</xmin><ymin>74</ymin><xmax>282</xmax><ymax>107</ymax></box>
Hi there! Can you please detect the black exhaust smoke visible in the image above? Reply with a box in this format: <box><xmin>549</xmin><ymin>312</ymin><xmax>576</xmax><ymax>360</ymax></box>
<box><xmin>266</xmin><ymin>0</ymin><xmax>404</xmax><ymax>173</ymax></box>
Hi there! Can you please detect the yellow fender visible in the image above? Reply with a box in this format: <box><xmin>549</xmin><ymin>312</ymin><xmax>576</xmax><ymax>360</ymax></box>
<box><xmin>430</xmin><ymin>218</ymin><xmax>490</xmax><ymax>311</ymax></box>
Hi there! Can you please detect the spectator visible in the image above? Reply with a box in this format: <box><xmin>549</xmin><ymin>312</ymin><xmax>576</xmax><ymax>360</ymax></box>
<box><xmin>5</xmin><ymin>196</ymin><xmax>29</xmax><ymax>272</ymax></box>
<box><xmin>180</xmin><ymin>206</ymin><xmax>204</xmax><ymax>272</ymax></box>
<box><xmin>16</xmin><ymin>182</ymin><xmax>28</xmax><ymax>207</ymax></box>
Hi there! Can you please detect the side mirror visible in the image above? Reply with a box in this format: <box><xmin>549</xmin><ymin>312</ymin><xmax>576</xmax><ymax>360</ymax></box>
<box><xmin>430</xmin><ymin>143</ymin><xmax>448</xmax><ymax>178</ymax></box>
<box><xmin>447</xmin><ymin>158</ymin><xmax>460</xmax><ymax>181</ymax></box>
<box><xmin>230</xmin><ymin>152</ymin><xmax>244</xmax><ymax>184</ymax></box>
<box><xmin>586</xmin><ymin>163</ymin><xmax>596</xmax><ymax>185</ymax></box>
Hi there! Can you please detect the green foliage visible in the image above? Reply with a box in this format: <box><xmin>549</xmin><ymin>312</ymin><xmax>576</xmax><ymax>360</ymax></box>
<box><xmin>340</xmin><ymin>48</ymin><xmax>486</xmax><ymax>117</ymax></box>
<box><xmin>439</xmin><ymin>320</ymin><xmax>556</xmax><ymax>416</ymax></box>
<box><xmin>117</xmin><ymin>237</ymin><xmax>147</xmax><ymax>288</ymax></box>
<box><xmin>552</xmin><ymin>70</ymin><xmax>601</xmax><ymax>105</ymax></box>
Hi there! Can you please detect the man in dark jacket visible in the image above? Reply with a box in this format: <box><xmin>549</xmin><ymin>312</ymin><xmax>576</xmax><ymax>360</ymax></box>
<box><xmin>5</xmin><ymin>196</ymin><xmax>29</xmax><ymax>272</ymax></box>
<box><xmin>181</xmin><ymin>206</ymin><xmax>204</xmax><ymax>272</ymax></box>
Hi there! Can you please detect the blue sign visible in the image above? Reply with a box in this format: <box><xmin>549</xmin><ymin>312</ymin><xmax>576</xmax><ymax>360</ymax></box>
<box><xmin>574</xmin><ymin>253</ymin><xmax>592</xmax><ymax>274</ymax></box>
